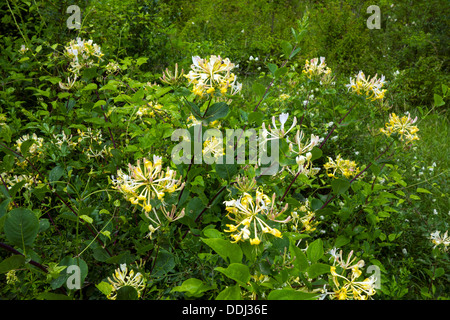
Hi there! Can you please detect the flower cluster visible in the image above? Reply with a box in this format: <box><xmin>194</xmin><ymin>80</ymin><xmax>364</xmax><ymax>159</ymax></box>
<box><xmin>107</xmin><ymin>263</ymin><xmax>146</xmax><ymax>300</ymax></box>
<box><xmin>290</xmin><ymin>200</ymin><xmax>318</xmax><ymax>233</ymax></box>
<box><xmin>302</xmin><ymin>57</ymin><xmax>334</xmax><ymax>85</ymax></box>
<box><xmin>136</xmin><ymin>101</ymin><xmax>163</xmax><ymax>119</ymax></box>
<box><xmin>261</xmin><ymin>113</ymin><xmax>297</xmax><ymax>144</ymax></box>
<box><xmin>112</xmin><ymin>155</ymin><xmax>184</xmax><ymax>214</ymax></box>
<box><xmin>184</xmin><ymin>55</ymin><xmax>242</xmax><ymax>97</ymax></box>
<box><xmin>64</xmin><ymin>38</ymin><xmax>104</xmax><ymax>74</ymax></box>
<box><xmin>0</xmin><ymin>172</ymin><xmax>41</xmax><ymax>190</ymax></box>
<box><xmin>430</xmin><ymin>230</ymin><xmax>449</xmax><ymax>252</ymax></box>
<box><xmin>105</xmin><ymin>61</ymin><xmax>121</xmax><ymax>74</ymax></box>
<box><xmin>379</xmin><ymin>112</ymin><xmax>419</xmax><ymax>144</ymax></box>
<box><xmin>53</xmin><ymin>131</ymin><xmax>77</xmax><ymax>149</ymax></box>
<box><xmin>346</xmin><ymin>71</ymin><xmax>386</xmax><ymax>101</ymax></box>
<box><xmin>59</xmin><ymin>75</ymin><xmax>78</xmax><ymax>90</ymax></box>
<box><xmin>224</xmin><ymin>190</ymin><xmax>289</xmax><ymax>245</ymax></box>
<box><xmin>160</xmin><ymin>63</ymin><xmax>184</xmax><ymax>86</ymax></box>
<box><xmin>143</xmin><ymin>204</ymin><xmax>185</xmax><ymax>239</ymax></box>
<box><xmin>16</xmin><ymin>133</ymin><xmax>44</xmax><ymax>157</ymax></box>
<box><xmin>203</xmin><ymin>136</ymin><xmax>224</xmax><ymax>160</ymax></box>
<box><xmin>323</xmin><ymin>249</ymin><xmax>377</xmax><ymax>300</ymax></box>
<box><xmin>324</xmin><ymin>155</ymin><xmax>361</xmax><ymax>179</ymax></box>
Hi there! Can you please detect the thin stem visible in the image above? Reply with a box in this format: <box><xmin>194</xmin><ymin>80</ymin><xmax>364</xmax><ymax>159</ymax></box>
<box><xmin>0</xmin><ymin>242</ymin><xmax>48</xmax><ymax>273</ymax></box>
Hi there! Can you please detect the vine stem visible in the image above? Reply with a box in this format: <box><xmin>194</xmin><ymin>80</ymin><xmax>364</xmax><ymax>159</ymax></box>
<box><xmin>0</xmin><ymin>242</ymin><xmax>48</xmax><ymax>273</ymax></box>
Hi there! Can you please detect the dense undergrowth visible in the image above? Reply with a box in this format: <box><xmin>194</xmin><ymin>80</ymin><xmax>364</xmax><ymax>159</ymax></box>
<box><xmin>0</xmin><ymin>0</ymin><xmax>448</xmax><ymax>300</ymax></box>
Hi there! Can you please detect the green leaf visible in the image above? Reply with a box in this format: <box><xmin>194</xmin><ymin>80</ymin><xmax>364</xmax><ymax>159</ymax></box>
<box><xmin>416</xmin><ymin>188</ymin><xmax>432</xmax><ymax>194</ymax></box>
<box><xmin>306</xmin><ymin>263</ymin><xmax>330</xmax><ymax>278</ymax></box>
<box><xmin>215</xmin><ymin>263</ymin><xmax>250</xmax><ymax>286</ymax></box>
<box><xmin>216</xmin><ymin>285</ymin><xmax>241</xmax><ymax>300</ymax></box>
<box><xmin>274</xmin><ymin>66</ymin><xmax>288</xmax><ymax>78</ymax></box>
<box><xmin>215</xmin><ymin>161</ymin><xmax>238</xmax><ymax>181</ymax></box>
<box><xmin>290</xmin><ymin>244</ymin><xmax>308</xmax><ymax>272</ymax></box>
<box><xmin>281</xmin><ymin>41</ymin><xmax>293</xmax><ymax>58</ymax></box>
<box><xmin>49</xmin><ymin>166</ymin><xmax>64</xmax><ymax>183</ymax></box>
<box><xmin>81</xmin><ymin>83</ymin><xmax>97</xmax><ymax>91</ymax></box>
<box><xmin>4</xmin><ymin>208</ymin><xmax>39</xmax><ymax>250</ymax></box>
<box><xmin>267</xmin><ymin>63</ymin><xmax>278</xmax><ymax>75</ymax></box>
<box><xmin>79</xmin><ymin>215</ymin><xmax>93</xmax><ymax>224</ymax></box>
<box><xmin>331</xmin><ymin>179</ymin><xmax>350</xmax><ymax>195</ymax></box>
<box><xmin>310</xmin><ymin>147</ymin><xmax>322</xmax><ymax>161</ymax></box>
<box><xmin>410</xmin><ymin>194</ymin><xmax>420</xmax><ymax>200</ymax></box>
<box><xmin>433</xmin><ymin>94</ymin><xmax>445</xmax><ymax>107</ymax></box>
<box><xmin>171</xmin><ymin>278</ymin><xmax>214</xmax><ymax>297</ymax></box>
<box><xmin>203</xmin><ymin>102</ymin><xmax>229</xmax><ymax>123</ymax></box>
<box><xmin>201</xmin><ymin>238</ymin><xmax>243</xmax><ymax>264</ymax></box>
<box><xmin>252</xmin><ymin>82</ymin><xmax>266</xmax><ymax>98</ymax></box>
<box><xmin>136</xmin><ymin>57</ymin><xmax>148</xmax><ymax>67</ymax></box>
<box><xmin>116</xmin><ymin>286</ymin><xmax>138</xmax><ymax>300</ymax></box>
<box><xmin>96</xmin><ymin>281</ymin><xmax>113</xmax><ymax>296</ymax></box>
<box><xmin>0</xmin><ymin>255</ymin><xmax>26</xmax><ymax>274</ymax></box>
<box><xmin>306</xmin><ymin>238</ymin><xmax>324</xmax><ymax>263</ymax></box>
<box><xmin>152</xmin><ymin>249</ymin><xmax>175</xmax><ymax>276</ymax></box>
<box><xmin>434</xmin><ymin>267</ymin><xmax>445</xmax><ymax>278</ymax></box>
<box><xmin>267</xmin><ymin>289</ymin><xmax>318</xmax><ymax>300</ymax></box>
<box><xmin>248</xmin><ymin>112</ymin><xmax>264</xmax><ymax>126</ymax></box>
<box><xmin>334</xmin><ymin>235</ymin><xmax>351</xmax><ymax>248</ymax></box>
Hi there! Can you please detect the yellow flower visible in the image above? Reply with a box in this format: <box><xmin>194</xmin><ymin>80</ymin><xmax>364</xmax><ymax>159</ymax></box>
<box><xmin>430</xmin><ymin>230</ymin><xmax>449</xmax><ymax>252</ymax></box>
<box><xmin>379</xmin><ymin>112</ymin><xmax>419</xmax><ymax>144</ymax></box>
<box><xmin>302</xmin><ymin>57</ymin><xmax>334</xmax><ymax>84</ymax></box>
<box><xmin>223</xmin><ymin>189</ymin><xmax>289</xmax><ymax>245</ymax></box>
<box><xmin>346</xmin><ymin>71</ymin><xmax>386</xmax><ymax>101</ymax></box>
<box><xmin>325</xmin><ymin>249</ymin><xmax>377</xmax><ymax>300</ymax></box>
<box><xmin>184</xmin><ymin>55</ymin><xmax>241</xmax><ymax>97</ymax></box>
<box><xmin>324</xmin><ymin>155</ymin><xmax>361</xmax><ymax>179</ymax></box>
<box><xmin>107</xmin><ymin>263</ymin><xmax>146</xmax><ymax>300</ymax></box>
<box><xmin>112</xmin><ymin>155</ymin><xmax>184</xmax><ymax>213</ymax></box>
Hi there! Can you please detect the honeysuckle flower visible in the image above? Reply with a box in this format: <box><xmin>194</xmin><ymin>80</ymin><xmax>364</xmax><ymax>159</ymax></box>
<box><xmin>203</xmin><ymin>136</ymin><xmax>224</xmax><ymax>159</ymax></box>
<box><xmin>303</xmin><ymin>57</ymin><xmax>334</xmax><ymax>84</ymax></box>
<box><xmin>112</xmin><ymin>155</ymin><xmax>184</xmax><ymax>213</ymax></box>
<box><xmin>160</xmin><ymin>63</ymin><xmax>184</xmax><ymax>85</ymax></box>
<box><xmin>224</xmin><ymin>189</ymin><xmax>289</xmax><ymax>245</ymax></box>
<box><xmin>53</xmin><ymin>131</ymin><xmax>77</xmax><ymax>149</ymax></box>
<box><xmin>0</xmin><ymin>172</ymin><xmax>40</xmax><ymax>190</ymax></box>
<box><xmin>324</xmin><ymin>250</ymin><xmax>377</xmax><ymax>300</ymax></box>
<box><xmin>16</xmin><ymin>133</ymin><xmax>44</xmax><ymax>156</ymax></box>
<box><xmin>64</xmin><ymin>38</ymin><xmax>103</xmax><ymax>74</ymax></box>
<box><xmin>346</xmin><ymin>71</ymin><xmax>386</xmax><ymax>101</ymax></box>
<box><xmin>235</xmin><ymin>174</ymin><xmax>257</xmax><ymax>193</ymax></box>
<box><xmin>184</xmin><ymin>55</ymin><xmax>240</xmax><ymax>97</ymax></box>
<box><xmin>430</xmin><ymin>230</ymin><xmax>449</xmax><ymax>252</ymax></box>
<box><xmin>19</xmin><ymin>44</ymin><xmax>29</xmax><ymax>54</ymax></box>
<box><xmin>262</xmin><ymin>113</ymin><xmax>297</xmax><ymax>141</ymax></box>
<box><xmin>289</xmin><ymin>130</ymin><xmax>320</xmax><ymax>156</ymax></box>
<box><xmin>105</xmin><ymin>61</ymin><xmax>121</xmax><ymax>74</ymax></box>
<box><xmin>324</xmin><ymin>155</ymin><xmax>361</xmax><ymax>179</ymax></box>
<box><xmin>59</xmin><ymin>75</ymin><xmax>78</xmax><ymax>90</ymax></box>
<box><xmin>290</xmin><ymin>200</ymin><xmax>319</xmax><ymax>233</ymax></box>
<box><xmin>107</xmin><ymin>263</ymin><xmax>146</xmax><ymax>300</ymax></box>
<box><xmin>379</xmin><ymin>112</ymin><xmax>419</xmax><ymax>144</ymax></box>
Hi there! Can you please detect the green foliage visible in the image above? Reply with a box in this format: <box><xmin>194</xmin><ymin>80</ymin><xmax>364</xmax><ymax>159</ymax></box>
<box><xmin>0</xmin><ymin>0</ymin><xmax>448</xmax><ymax>301</ymax></box>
